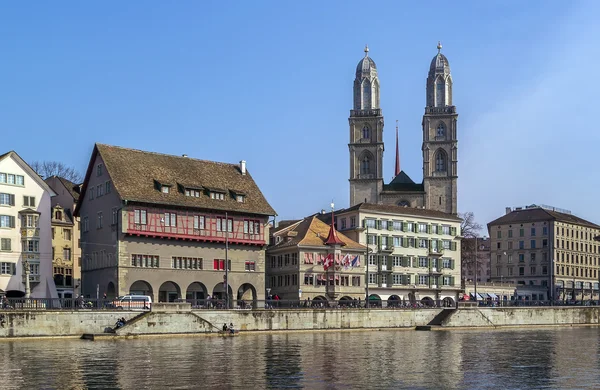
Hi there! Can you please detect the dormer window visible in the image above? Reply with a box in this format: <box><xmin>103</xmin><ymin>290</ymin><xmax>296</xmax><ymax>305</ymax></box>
<box><xmin>210</xmin><ymin>192</ymin><xmax>225</xmax><ymax>200</ymax></box>
<box><xmin>185</xmin><ymin>189</ymin><xmax>201</xmax><ymax>197</ymax></box>
<box><xmin>55</xmin><ymin>210</ymin><xmax>62</xmax><ymax>220</ymax></box>
<box><xmin>236</xmin><ymin>195</ymin><xmax>245</xmax><ymax>203</ymax></box>
<box><xmin>161</xmin><ymin>185</ymin><xmax>170</xmax><ymax>194</ymax></box>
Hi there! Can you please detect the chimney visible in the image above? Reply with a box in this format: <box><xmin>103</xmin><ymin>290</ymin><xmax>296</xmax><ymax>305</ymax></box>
<box><xmin>321</xmin><ymin>209</ymin><xmax>326</xmax><ymax>215</ymax></box>
<box><xmin>505</xmin><ymin>207</ymin><xmax>512</xmax><ymax>214</ymax></box>
<box><xmin>182</xmin><ymin>154</ymin><xmax>188</xmax><ymax>158</ymax></box>
<box><xmin>240</xmin><ymin>160</ymin><xmax>246</xmax><ymax>175</ymax></box>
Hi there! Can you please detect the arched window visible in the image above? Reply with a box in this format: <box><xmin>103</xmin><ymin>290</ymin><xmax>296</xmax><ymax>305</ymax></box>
<box><xmin>436</xmin><ymin>80</ymin><xmax>445</xmax><ymax>107</ymax></box>
<box><xmin>360</xmin><ymin>155</ymin><xmax>371</xmax><ymax>175</ymax></box>
<box><xmin>55</xmin><ymin>210</ymin><xmax>62</xmax><ymax>220</ymax></box>
<box><xmin>362</xmin><ymin>125</ymin><xmax>370</xmax><ymax>139</ymax></box>
<box><xmin>362</xmin><ymin>81</ymin><xmax>371</xmax><ymax>109</ymax></box>
<box><xmin>435</xmin><ymin>150</ymin><xmax>447</xmax><ymax>172</ymax></box>
<box><xmin>436</xmin><ymin>123</ymin><xmax>445</xmax><ymax>137</ymax></box>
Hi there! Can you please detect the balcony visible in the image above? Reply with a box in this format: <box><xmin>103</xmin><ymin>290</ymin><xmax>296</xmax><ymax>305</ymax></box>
<box><xmin>429</xmin><ymin>267</ymin><xmax>442</xmax><ymax>275</ymax></box>
<box><xmin>379</xmin><ymin>244</ymin><xmax>394</xmax><ymax>253</ymax></box>
<box><xmin>350</xmin><ymin>108</ymin><xmax>382</xmax><ymax>117</ymax></box>
<box><xmin>425</xmin><ymin>106</ymin><xmax>456</xmax><ymax>115</ymax></box>
<box><xmin>428</xmin><ymin>248</ymin><xmax>444</xmax><ymax>256</ymax></box>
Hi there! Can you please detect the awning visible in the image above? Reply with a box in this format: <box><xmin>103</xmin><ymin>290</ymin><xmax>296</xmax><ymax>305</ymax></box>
<box><xmin>470</xmin><ymin>293</ymin><xmax>484</xmax><ymax>300</ymax></box>
<box><xmin>479</xmin><ymin>292</ymin><xmax>490</xmax><ymax>299</ymax></box>
<box><xmin>488</xmin><ymin>293</ymin><xmax>498</xmax><ymax>299</ymax></box>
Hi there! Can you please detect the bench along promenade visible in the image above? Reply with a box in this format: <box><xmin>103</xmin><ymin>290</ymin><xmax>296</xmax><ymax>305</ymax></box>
<box><xmin>1</xmin><ymin>298</ymin><xmax>599</xmax><ymax>338</ymax></box>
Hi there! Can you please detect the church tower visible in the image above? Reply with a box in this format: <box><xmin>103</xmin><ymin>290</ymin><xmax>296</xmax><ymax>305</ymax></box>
<box><xmin>422</xmin><ymin>42</ymin><xmax>458</xmax><ymax>214</ymax></box>
<box><xmin>349</xmin><ymin>45</ymin><xmax>384</xmax><ymax>206</ymax></box>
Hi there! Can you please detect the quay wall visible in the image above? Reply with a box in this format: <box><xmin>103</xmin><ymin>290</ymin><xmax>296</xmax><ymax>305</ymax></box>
<box><xmin>2</xmin><ymin>307</ymin><xmax>600</xmax><ymax>338</ymax></box>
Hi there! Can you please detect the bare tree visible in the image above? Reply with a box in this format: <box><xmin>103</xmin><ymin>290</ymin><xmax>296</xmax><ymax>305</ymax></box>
<box><xmin>459</xmin><ymin>212</ymin><xmax>485</xmax><ymax>282</ymax></box>
<box><xmin>460</xmin><ymin>211</ymin><xmax>482</xmax><ymax>239</ymax></box>
<box><xmin>30</xmin><ymin>161</ymin><xmax>83</xmax><ymax>183</ymax></box>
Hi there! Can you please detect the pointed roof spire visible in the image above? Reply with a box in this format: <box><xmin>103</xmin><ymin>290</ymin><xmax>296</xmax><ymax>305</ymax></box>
<box><xmin>364</xmin><ymin>44</ymin><xmax>369</xmax><ymax>57</ymax></box>
<box><xmin>325</xmin><ymin>201</ymin><xmax>345</xmax><ymax>246</ymax></box>
<box><xmin>437</xmin><ymin>41</ymin><xmax>442</xmax><ymax>53</ymax></box>
<box><xmin>395</xmin><ymin>120</ymin><xmax>400</xmax><ymax>177</ymax></box>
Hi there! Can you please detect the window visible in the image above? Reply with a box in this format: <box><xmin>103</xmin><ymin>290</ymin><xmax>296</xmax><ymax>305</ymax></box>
<box><xmin>350</xmin><ymin>217</ymin><xmax>356</xmax><ymax>227</ymax></box>
<box><xmin>392</xmin><ymin>256</ymin><xmax>402</xmax><ymax>267</ymax></box>
<box><xmin>213</xmin><ymin>259</ymin><xmax>230</xmax><ymax>271</ymax></box>
<box><xmin>436</xmin><ymin>123</ymin><xmax>445</xmax><ymax>137</ymax></box>
<box><xmin>531</xmin><ymin>227</ymin><xmax>536</xmax><ymax>236</ymax></box>
<box><xmin>110</xmin><ymin>208</ymin><xmax>117</xmax><ymax>225</ymax></box>
<box><xmin>23</xmin><ymin>196</ymin><xmax>35</xmax><ymax>207</ymax></box>
<box><xmin>442</xmin><ymin>226</ymin><xmax>450</xmax><ymax>235</ymax></box>
<box><xmin>245</xmin><ymin>261</ymin><xmax>256</xmax><ymax>271</ymax></box>
<box><xmin>418</xmin><ymin>275</ymin><xmax>428</xmax><ymax>285</ymax></box>
<box><xmin>243</xmin><ymin>220</ymin><xmax>260</xmax><ymax>235</ymax></box>
<box><xmin>134</xmin><ymin>209</ymin><xmax>147</xmax><ymax>225</ymax></box>
<box><xmin>530</xmin><ymin>253</ymin><xmax>536</xmax><ymax>262</ymax></box>
<box><xmin>161</xmin><ymin>185</ymin><xmax>170</xmax><ymax>194</ymax></box>
<box><xmin>530</xmin><ymin>240</ymin><xmax>536</xmax><ymax>249</ymax></box>
<box><xmin>368</xmin><ymin>273</ymin><xmax>377</xmax><ymax>284</ymax></box>
<box><xmin>97</xmin><ymin>164</ymin><xmax>103</xmax><ymax>176</ymax></box>
<box><xmin>362</xmin><ymin>125</ymin><xmax>370</xmax><ymax>139</ymax></box>
<box><xmin>0</xmin><ymin>173</ymin><xmax>24</xmax><ymax>186</ymax></box>
<box><xmin>22</xmin><ymin>240</ymin><xmax>39</xmax><ymax>253</ymax></box>
<box><xmin>519</xmin><ymin>267</ymin><xmax>525</xmax><ymax>276</ymax></box>
<box><xmin>519</xmin><ymin>241</ymin><xmax>524</xmax><ymax>249</ymax></box>
<box><xmin>64</xmin><ymin>229</ymin><xmax>72</xmax><ymax>241</ymax></box>
<box><xmin>131</xmin><ymin>254</ymin><xmax>160</xmax><ymax>268</ymax></box>
<box><xmin>435</xmin><ymin>150</ymin><xmax>447</xmax><ymax>171</ymax></box>
<box><xmin>0</xmin><ymin>238</ymin><xmax>10</xmax><ymax>251</ymax></box>
<box><xmin>0</xmin><ymin>262</ymin><xmax>15</xmax><ymax>275</ymax></box>
<box><xmin>194</xmin><ymin>215</ymin><xmax>205</xmax><ymax>230</ymax></box>
<box><xmin>419</xmin><ymin>239</ymin><xmax>427</xmax><ymax>248</ymax></box>
<box><xmin>63</xmin><ymin>248</ymin><xmax>71</xmax><ymax>261</ymax></box>
<box><xmin>497</xmin><ymin>231</ymin><xmax>502</xmax><ymax>239</ymax></box>
<box><xmin>164</xmin><ymin>213</ymin><xmax>177</xmax><ymax>227</ymax></box>
<box><xmin>508</xmin><ymin>254</ymin><xmax>512</xmax><ymax>263</ymax></box>
<box><xmin>368</xmin><ymin>255</ymin><xmax>377</xmax><ymax>265</ymax></box>
<box><xmin>97</xmin><ymin>212</ymin><xmax>103</xmax><ymax>229</ymax></box>
<box><xmin>543</xmin><ymin>226</ymin><xmax>548</xmax><ymax>235</ymax></box>
<box><xmin>0</xmin><ymin>193</ymin><xmax>14</xmax><ymax>206</ymax></box>
<box><xmin>22</xmin><ymin>214</ymin><xmax>38</xmax><ymax>228</ymax></box>
<box><xmin>542</xmin><ymin>266</ymin><xmax>548</xmax><ymax>275</ymax></box>
<box><xmin>365</xmin><ymin>219</ymin><xmax>376</xmax><ymax>228</ymax></box>
<box><xmin>519</xmin><ymin>228</ymin><xmax>524</xmax><ymax>237</ymax></box>
<box><xmin>185</xmin><ymin>189</ymin><xmax>201</xmax><ymax>197</ymax></box>
<box><xmin>418</xmin><ymin>257</ymin><xmax>428</xmax><ymax>267</ymax></box>
<box><xmin>530</xmin><ymin>266</ymin><xmax>536</xmax><ymax>275</ymax></box>
<box><xmin>217</xmin><ymin>217</ymin><xmax>233</xmax><ymax>233</ymax></box>
<box><xmin>210</xmin><ymin>192</ymin><xmax>225</xmax><ymax>200</ymax></box>
<box><xmin>0</xmin><ymin>215</ymin><xmax>15</xmax><ymax>228</ymax></box>
<box><xmin>340</xmin><ymin>218</ymin><xmax>346</xmax><ymax>230</ymax></box>
<box><xmin>83</xmin><ymin>216</ymin><xmax>89</xmax><ymax>232</ymax></box>
<box><xmin>97</xmin><ymin>184</ymin><xmax>104</xmax><ymax>197</ymax></box>
<box><xmin>360</xmin><ymin>156</ymin><xmax>371</xmax><ymax>175</ymax></box>
<box><xmin>508</xmin><ymin>230</ymin><xmax>513</xmax><ymax>238</ymax></box>
<box><xmin>171</xmin><ymin>257</ymin><xmax>202</xmax><ymax>269</ymax></box>
<box><xmin>89</xmin><ymin>186</ymin><xmax>95</xmax><ymax>200</ymax></box>
<box><xmin>518</xmin><ymin>254</ymin><xmax>524</xmax><ymax>262</ymax></box>
<box><xmin>235</xmin><ymin>194</ymin><xmax>245</xmax><ymax>203</ymax></box>
<box><xmin>418</xmin><ymin>223</ymin><xmax>427</xmax><ymax>233</ymax></box>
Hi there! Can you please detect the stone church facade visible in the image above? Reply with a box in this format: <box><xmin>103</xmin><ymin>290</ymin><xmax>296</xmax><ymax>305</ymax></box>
<box><xmin>348</xmin><ymin>43</ymin><xmax>458</xmax><ymax>215</ymax></box>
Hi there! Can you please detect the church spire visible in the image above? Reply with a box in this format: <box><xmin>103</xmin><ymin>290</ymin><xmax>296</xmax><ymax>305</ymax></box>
<box><xmin>325</xmin><ymin>201</ymin><xmax>345</xmax><ymax>246</ymax></box>
<box><xmin>395</xmin><ymin>120</ymin><xmax>400</xmax><ymax>177</ymax></box>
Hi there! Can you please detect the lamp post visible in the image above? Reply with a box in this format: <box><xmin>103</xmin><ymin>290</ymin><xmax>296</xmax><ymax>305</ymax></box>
<box><xmin>473</xmin><ymin>236</ymin><xmax>487</xmax><ymax>304</ymax></box>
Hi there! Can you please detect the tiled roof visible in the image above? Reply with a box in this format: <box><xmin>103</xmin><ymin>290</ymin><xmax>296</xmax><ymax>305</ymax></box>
<box><xmin>79</xmin><ymin>144</ymin><xmax>276</xmax><ymax>216</ymax></box>
<box><xmin>488</xmin><ymin>207</ymin><xmax>600</xmax><ymax>229</ymax></box>
<box><xmin>339</xmin><ymin>202</ymin><xmax>461</xmax><ymax>221</ymax></box>
<box><xmin>270</xmin><ymin>215</ymin><xmax>364</xmax><ymax>250</ymax></box>
<box><xmin>49</xmin><ymin>176</ymin><xmax>81</xmax><ymax>202</ymax></box>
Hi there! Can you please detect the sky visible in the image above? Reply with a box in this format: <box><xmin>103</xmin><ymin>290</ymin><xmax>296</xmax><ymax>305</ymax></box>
<box><xmin>2</xmin><ymin>1</ymin><xmax>599</xmax><ymax>230</ymax></box>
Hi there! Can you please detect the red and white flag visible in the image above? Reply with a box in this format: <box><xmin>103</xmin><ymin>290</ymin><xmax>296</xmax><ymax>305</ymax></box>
<box><xmin>323</xmin><ymin>254</ymin><xmax>334</xmax><ymax>270</ymax></box>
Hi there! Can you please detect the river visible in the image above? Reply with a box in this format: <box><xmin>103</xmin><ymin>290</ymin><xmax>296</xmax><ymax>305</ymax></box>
<box><xmin>1</xmin><ymin>327</ymin><xmax>599</xmax><ymax>389</ymax></box>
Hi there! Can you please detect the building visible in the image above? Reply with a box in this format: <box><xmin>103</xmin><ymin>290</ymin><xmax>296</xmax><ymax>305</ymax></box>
<box><xmin>267</xmin><ymin>211</ymin><xmax>365</xmax><ymax>303</ymax></box>
<box><xmin>461</xmin><ymin>237</ymin><xmax>491</xmax><ymax>283</ymax></box>
<box><xmin>348</xmin><ymin>43</ymin><xmax>458</xmax><ymax>214</ymax></box>
<box><xmin>488</xmin><ymin>204</ymin><xmax>600</xmax><ymax>301</ymax></box>
<box><xmin>45</xmin><ymin>176</ymin><xmax>82</xmax><ymax>299</ymax></box>
<box><xmin>74</xmin><ymin>144</ymin><xmax>276</xmax><ymax>304</ymax></box>
<box><xmin>0</xmin><ymin>151</ymin><xmax>58</xmax><ymax>298</ymax></box>
<box><xmin>335</xmin><ymin>202</ymin><xmax>462</xmax><ymax>306</ymax></box>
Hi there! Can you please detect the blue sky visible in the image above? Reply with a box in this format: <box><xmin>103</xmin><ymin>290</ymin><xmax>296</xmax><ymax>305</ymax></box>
<box><xmin>2</xmin><ymin>1</ymin><xmax>598</xmax><ymax>229</ymax></box>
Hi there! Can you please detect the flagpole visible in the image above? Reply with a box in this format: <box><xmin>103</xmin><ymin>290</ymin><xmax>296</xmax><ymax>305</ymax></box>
<box><xmin>365</xmin><ymin>223</ymin><xmax>369</xmax><ymax>309</ymax></box>
<box><xmin>225</xmin><ymin>211</ymin><xmax>229</xmax><ymax>309</ymax></box>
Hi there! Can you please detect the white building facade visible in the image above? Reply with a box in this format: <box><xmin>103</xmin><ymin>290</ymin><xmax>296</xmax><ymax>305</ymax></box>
<box><xmin>0</xmin><ymin>151</ymin><xmax>58</xmax><ymax>298</ymax></box>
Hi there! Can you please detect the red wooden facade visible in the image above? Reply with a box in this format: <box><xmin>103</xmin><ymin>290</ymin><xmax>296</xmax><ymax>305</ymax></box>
<box><xmin>124</xmin><ymin>206</ymin><xmax>267</xmax><ymax>246</ymax></box>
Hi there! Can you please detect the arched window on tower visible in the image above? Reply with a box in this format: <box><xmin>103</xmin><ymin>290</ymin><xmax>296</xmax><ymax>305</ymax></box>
<box><xmin>436</xmin><ymin>123</ymin><xmax>445</xmax><ymax>138</ymax></box>
<box><xmin>362</xmin><ymin>80</ymin><xmax>371</xmax><ymax>109</ymax></box>
<box><xmin>435</xmin><ymin>150</ymin><xmax>447</xmax><ymax>172</ymax></box>
<box><xmin>436</xmin><ymin>80</ymin><xmax>445</xmax><ymax>107</ymax></box>
<box><xmin>362</xmin><ymin>125</ymin><xmax>370</xmax><ymax>139</ymax></box>
<box><xmin>360</xmin><ymin>155</ymin><xmax>371</xmax><ymax>175</ymax></box>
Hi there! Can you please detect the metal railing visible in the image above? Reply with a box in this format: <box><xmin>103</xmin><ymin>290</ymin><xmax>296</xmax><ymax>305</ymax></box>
<box><xmin>0</xmin><ymin>298</ymin><xmax>150</xmax><ymax>311</ymax></box>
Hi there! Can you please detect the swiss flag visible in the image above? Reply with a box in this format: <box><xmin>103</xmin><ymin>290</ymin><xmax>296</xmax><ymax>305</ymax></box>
<box><xmin>323</xmin><ymin>254</ymin><xmax>334</xmax><ymax>271</ymax></box>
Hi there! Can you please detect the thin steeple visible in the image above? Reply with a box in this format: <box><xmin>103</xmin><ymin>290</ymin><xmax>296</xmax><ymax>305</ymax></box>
<box><xmin>394</xmin><ymin>120</ymin><xmax>400</xmax><ymax>177</ymax></box>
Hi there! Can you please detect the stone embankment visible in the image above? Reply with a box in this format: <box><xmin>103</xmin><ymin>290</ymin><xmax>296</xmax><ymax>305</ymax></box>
<box><xmin>1</xmin><ymin>304</ymin><xmax>599</xmax><ymax>338</ymax></box>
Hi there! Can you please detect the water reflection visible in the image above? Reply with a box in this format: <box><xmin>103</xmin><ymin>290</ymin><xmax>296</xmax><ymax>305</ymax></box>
<box><xmin>0</xmin><ymin>328</ymin><xmax>599</xmax><ymax>389</ymax></box>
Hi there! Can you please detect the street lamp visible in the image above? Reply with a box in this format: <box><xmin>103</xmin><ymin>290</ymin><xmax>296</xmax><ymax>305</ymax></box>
<box><xmin>473</xmin><ymin>236</ymin><xmax>487</xmax><ymax>304</ymax></box>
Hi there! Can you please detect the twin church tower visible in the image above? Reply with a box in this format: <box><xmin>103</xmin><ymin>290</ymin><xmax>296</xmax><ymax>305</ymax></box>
<box><xmin>348</xmin><ymin>43</ymin><xmax>458</xmax><ymax>215</ymax></box>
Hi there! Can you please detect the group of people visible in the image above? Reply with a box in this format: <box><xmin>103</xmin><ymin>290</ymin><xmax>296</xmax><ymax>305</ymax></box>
<box><xmin>114</xmin><ymin>317</ymin><xmax>127</xmax><ymax>329</ymax></box>
<box><xmin>1</xmin><ymin>296</ymin><xmax>11</xmax><ymax>310</ymax></box>
<box><xmin>222</xmin><ymin>322</ymin><xmax>235</xmax><ymax>334</ymax></box>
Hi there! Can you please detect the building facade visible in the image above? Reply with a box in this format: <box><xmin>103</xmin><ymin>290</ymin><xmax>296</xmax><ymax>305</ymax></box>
<box><xmin>461</xmin><ymin>237</ymin><xmax>491</xmax><ymax>283</ymax></box>
<box><xmin>0</xmin><ymin>151</ymin><xmax>58</xmax><ymax>298</ymax></box>
<box><xmin>46</xmin><ymin>176</ymin><xmax>82</xmax><ymax>298</ymax></box>
<box><xmin>75</xmin><ymin>144</ymin><xmax>276</xmax><ymax>305</ymax></box>
<box><xmin>267</xmin><ymin>213</ymin><xmax>365</xmax><ymax>303</ymax></box>
<box><xmin>349</xmin><ymin>43</ymin><xmax>458</xmax><ymax>214</ymax></box>
<box><xmin>335</xmin><ymin>203</ymin><xmax>462</xmax><ymax>306</ymax></box>
<box><xmin>488</xmin><ymin>205</ymin><xmax>600</xmax><ymax>301</ymax></box>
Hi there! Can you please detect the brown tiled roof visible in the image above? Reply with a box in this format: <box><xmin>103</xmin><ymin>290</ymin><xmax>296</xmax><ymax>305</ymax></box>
<box><xmin>488</xmin><ymin>207</ymin><xmax>600</xmax><ymax>229</ymax></box>
<box><xmin>270</xmin><ymin>215</ymin><xmax>365</xmax><ymax>250</ymax></box>
<box><xmin>339</xmin><ymin>202</ymin><xmax>461</xmax><ymax>221</ymax></box>
<box><xmin>57</xmin><ymin>177</ymin><xmax>81</xmax><ymax>201</ymax></box>
<box><xmin>80</xmin><ymin>144</ymin><xmax>276</xmax><ymax>216</ymax></box>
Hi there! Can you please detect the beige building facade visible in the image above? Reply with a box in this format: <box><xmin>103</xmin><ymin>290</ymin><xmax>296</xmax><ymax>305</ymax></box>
<box><xmin>75</xmin><ymin>144</ymin><xmax>276</xmax><ymax>305</ymax></box>
<box><xmin>267</xmin><ymin>213</ymin><xmax>365</xmax><ymax>303</ymax></box>
<box><xmin>349</xmin><ymin>43</ymin><xmax>458</xmax><ymax>215</ymax></box>
<box><xmin>335</xmin><ymin>203</ymin><xmax>462</xmax><ymax>306</ymax></box>
<box><xmin>46</xmin><ymin>176</ymin><xmax>82</xmax><ymax>298</ymax></box>
<box><xmin>488</xmin><ymin>205</ymin><xmax>600</xmax><ymax>301</ymax></box>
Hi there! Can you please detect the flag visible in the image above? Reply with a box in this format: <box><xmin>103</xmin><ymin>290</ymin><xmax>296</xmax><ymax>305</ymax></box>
<box><xmin>341</xmin><ymin>254</ymin><xmax>351</xmax><ymax>269</ymax></box>
<box><xmin>350</xmin><ymin>255</ymin><xmax>360</xmax><ymax>267</ymax></box>
<box><xmin>323</xmin><ymin>254</ymin><xmax>334</xmax><ymax>270</ymax></box>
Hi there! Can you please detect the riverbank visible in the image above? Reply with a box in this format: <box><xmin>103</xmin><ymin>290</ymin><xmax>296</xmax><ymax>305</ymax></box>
<box><xmin>2</xmin><ymin>304</ymin><xmax>600</xmax><ymax>338</ymax></box>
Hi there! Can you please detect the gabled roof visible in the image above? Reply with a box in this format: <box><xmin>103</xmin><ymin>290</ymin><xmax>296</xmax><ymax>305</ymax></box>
<box><xmin>382</xmin><ymin>173</ymin><xmax>424</xmax><ymax>193</ymax></box>
<box><xmin>75</xmin><ymin>144</ymin><xmax>276</xmax><ymax>217</ymax></box>
<box><xmin>488</xmin><ymin>207</ymin><xmax>600</xmax><ymax>229</ymax></box>
<box><xmin>338</xmin><ymin>202</ymin><xmax>461</xmax><ymax>221</ymax></box>
<box><xmin>0</xmin><ymin>151</ymin><xmax>56</xmax><ymax>196</ymax></box>
<box><xmin>270</xmin><ymin>214</ymin><xmax>365</xmax><ymax>250</ymax></box>
<box><xmin>389</xmin><ymin>171</ymin><xmax>415</xmax><ymax>185</ymax></box>
<box><xmin>46</xmin><ymin>176</ymin><xmax>80</xmax><ymax>202</ymax></box>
